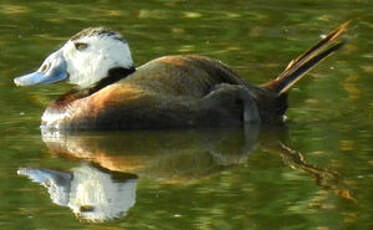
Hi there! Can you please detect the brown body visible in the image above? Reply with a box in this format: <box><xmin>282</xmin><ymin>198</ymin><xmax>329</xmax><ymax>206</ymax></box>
<box><xmin>42</xmin><ymin>22</ymin><xmax>348</xmax><ymax>131</ymax></box>
<box><xmin>44</xmin><ymin>56</ymin><xmax>281</xmax><ymax>130</ymax></box>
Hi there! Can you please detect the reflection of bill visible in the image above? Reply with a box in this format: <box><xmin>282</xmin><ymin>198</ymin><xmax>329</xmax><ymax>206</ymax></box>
<box><xmin>17</xmin><ymin>164</ymin><xmax>137</xmax><ymax>222</ymax></box>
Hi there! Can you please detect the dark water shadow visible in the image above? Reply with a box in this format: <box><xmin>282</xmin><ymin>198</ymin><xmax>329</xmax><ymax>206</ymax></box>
<box><xmin>17</xmin><ymin>124</ymin><xmax>355</xmax><ymax>222</ymax></box>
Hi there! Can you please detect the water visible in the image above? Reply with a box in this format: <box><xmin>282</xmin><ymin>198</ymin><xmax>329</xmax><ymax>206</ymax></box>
<box><xmin>1</xmin><ymin>0</ymin><xmax>372</xmax><ymax>229</ymax></box>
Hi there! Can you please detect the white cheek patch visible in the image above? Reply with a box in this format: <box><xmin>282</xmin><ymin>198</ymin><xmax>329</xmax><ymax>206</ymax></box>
<box><xmin>62</xmin><ymin>35</ymin><xmax>134</xmax><ymax>88</ymax></box>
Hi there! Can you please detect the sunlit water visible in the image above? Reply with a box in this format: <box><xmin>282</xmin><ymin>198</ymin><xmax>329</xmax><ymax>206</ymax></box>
<box><xmin>0</xmin><ymin>0</ymin><xmax>372</xmax><ymax>229</ymax></box>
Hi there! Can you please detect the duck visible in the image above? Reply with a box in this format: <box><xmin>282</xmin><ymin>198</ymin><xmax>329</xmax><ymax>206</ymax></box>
<box><xmin>14</xmin><ymin>22</ymin><xmax>348</xmax><ymax>131</ymax></box>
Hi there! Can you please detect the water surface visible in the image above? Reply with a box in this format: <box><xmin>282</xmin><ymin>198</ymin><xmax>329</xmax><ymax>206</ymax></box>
<box><xmin>0</xmin><ymin>0</ymin><xmax>372</xmax><ymax>229</ymax></box>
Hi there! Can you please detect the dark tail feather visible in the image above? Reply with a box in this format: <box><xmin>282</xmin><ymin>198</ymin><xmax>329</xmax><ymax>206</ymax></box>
<box><xmin>262</xmin><ymin>21</ymin><xmax>349</xmax><ymax>95</ymax></box>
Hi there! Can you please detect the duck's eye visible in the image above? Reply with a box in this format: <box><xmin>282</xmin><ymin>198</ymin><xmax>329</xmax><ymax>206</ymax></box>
<box><xmin>40</xmin><ymin>63</ymin><xmax>49</xmax><ymax>72</ymax></box>
<box><xmin>74</xmin><ymin>42</ymin><xmax>88</xmax><ymax>51</ymax></box>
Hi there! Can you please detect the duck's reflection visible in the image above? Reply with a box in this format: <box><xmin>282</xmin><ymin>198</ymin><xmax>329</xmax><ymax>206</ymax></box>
<box><xmin>17</xmin><ymin>164</ymin><xmax>137</xmax><ymax>222</ymax></box>
<box><xmin>18</xmin><ymin>124</ymin><xmax>354</xmax><ymax>222</ymax></box>
<box><xmin>40</xmin><ymin>125</ymin><xmax>261</xmax><ymax>181</ymax></box>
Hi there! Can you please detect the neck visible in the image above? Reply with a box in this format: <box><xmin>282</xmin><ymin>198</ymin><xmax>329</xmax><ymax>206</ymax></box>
<box><xmin>89</xmin><ymin>66</ymin><xmax>136</xmax><ymax>93</ymax></box>
<box><xmin>54</xmin><ymin>66</ymin><xmax>135</xmax><ymax>106</ymax></box>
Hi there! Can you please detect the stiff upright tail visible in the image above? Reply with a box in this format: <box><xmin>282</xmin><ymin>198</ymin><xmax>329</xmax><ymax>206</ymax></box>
<box><xmin>262</xmin><ymin>21</ymin><xmax>349</xmax><ymax>95</ymax></box>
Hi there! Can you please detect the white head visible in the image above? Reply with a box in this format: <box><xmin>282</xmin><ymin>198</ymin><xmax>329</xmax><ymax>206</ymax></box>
<box><xmin>14</xmin><ymin>27</ymin><xmax>134</xmax><ymax>88</ymax></box>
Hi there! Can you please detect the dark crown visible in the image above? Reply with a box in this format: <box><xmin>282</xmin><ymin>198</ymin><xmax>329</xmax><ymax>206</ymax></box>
<box><xmin>70</xmin><ymin>27</ymin><xmax>126</xmax><ymax>43</ymax></box>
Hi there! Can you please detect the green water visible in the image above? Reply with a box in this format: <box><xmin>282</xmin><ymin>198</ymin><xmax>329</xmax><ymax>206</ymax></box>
<box><xmin>1</xmin><ymin>0</ymin><xmax>372</xmax><ymax>229</ymax></box>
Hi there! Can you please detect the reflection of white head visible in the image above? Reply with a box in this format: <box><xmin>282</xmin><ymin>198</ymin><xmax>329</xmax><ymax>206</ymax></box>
<box><xmin>18</xmin><ymin>164</ymin><xmax>137</xmax><ymax>222</ymax></box>
<box><xmin>68</xmin><ymin>165</ymin><xmax>137</xmax><ymax>222</ymax></box>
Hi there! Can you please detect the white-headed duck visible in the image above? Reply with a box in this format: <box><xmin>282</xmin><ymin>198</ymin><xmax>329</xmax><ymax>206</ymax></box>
<box><xmin>14</xmin><ymin>22</ymin><xmax>348</xmax><ymax>131</ymax></box>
